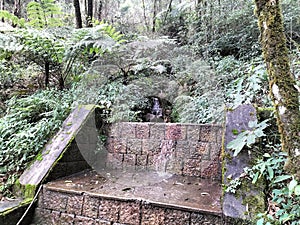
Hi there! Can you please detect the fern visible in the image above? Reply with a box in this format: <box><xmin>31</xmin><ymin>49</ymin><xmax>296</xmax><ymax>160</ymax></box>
<box><xmin>93</xmin><ymin>20</ymin><xmax>126</xmax><ymax>43</ymax></box>
<box><xmin>0</xmin><ymin>10</ymin><xmax>25</xmax><ymax>28</ymax></box>
<box><xmin>26</xmin><ymin>0</ymin><xmax>63</xmax><ymax>28</ymax></box>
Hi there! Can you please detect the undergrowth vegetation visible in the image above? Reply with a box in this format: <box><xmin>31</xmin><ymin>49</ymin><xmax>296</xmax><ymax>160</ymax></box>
<box><xmin>0</xmin><ymin>89</ymin><xmax>73</xmax><ymax>197</ymax></box>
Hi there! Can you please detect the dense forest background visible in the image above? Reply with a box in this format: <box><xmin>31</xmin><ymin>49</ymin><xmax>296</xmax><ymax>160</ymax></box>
<box><xmin>0</xmin><ymin>0</ymin><xmax>300</xmax><ymax>224</ymax></box>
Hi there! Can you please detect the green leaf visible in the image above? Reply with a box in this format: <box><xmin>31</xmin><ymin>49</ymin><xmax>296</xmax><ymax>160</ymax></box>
<box><xmin>227</xmin><ymin>134</ymin><xmax>247</xmax><ymax>156</ymax></box>
<box><xmin>294</xmin><ymin>185</ymin><xmax>300</xmax><ymax>195</ymax></box>
<box><xmin>252</xmin><ymin>172</ymin><xmax>259</xmax><ymax>184</ymax></box>
<box><xmin>254</xmin><ymin>129</ymin><xmax>265</xmax><ymax>137</ymax></box>
<box><xmin>256</xmin><ymin>218</ymin><xmax>264</xmax><ymax>225</ymax></box>
<box><xmin>273</xmin><ymin>175</ymin><xmax>292</xmax><ymax>183</ymax></box>
<box><xmin>267</xmin><ymin>166</ymin><xmax>274</xmax><ymax>180</ymax></box>
<box><xmin>248</xmin><ymin>120</ymin><xmax>258</xmax><ymax>128</ymax></box>
<box><xmin>288</xmin><ymin>179</ymin><xmax>298</xmax><ymax>196</ymax></box>
<box><xmin>263</xmin><ymin>153</ymin><xmax>271</xmax><ymax>157</ymax></box>
<box><xmin>246</xmin><ymin>133</ymin><xmax>256</xmax><ymax>145</ymax></box>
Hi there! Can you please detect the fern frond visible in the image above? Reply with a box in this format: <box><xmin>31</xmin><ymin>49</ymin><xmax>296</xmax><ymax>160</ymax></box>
<box><xmin>92</xmin><ymin>20</ymin><xmax>126</xmax><ymax>43</ymax></box>
<box><xmin>0</xmin><ymin>10</ymin><xmax>25</xmax><ymax>28</ymax></box>
<box><xmin>26</xmin><ymin>0</ymin><xmax>64</xmax><ymax>28</ymax></box>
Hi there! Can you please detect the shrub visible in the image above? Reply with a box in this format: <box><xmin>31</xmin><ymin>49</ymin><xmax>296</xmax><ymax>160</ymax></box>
<box><xmin>0</xmin><ymin>89</ymin><xmax>73</xmax><ymax>196</ymax></box>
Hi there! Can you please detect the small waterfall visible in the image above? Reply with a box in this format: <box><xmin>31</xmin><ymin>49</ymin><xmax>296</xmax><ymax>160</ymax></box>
<box><xmin>147</xmin><ymin>97</ymin><xmax>164</xmax><ymax>122</ymax></box>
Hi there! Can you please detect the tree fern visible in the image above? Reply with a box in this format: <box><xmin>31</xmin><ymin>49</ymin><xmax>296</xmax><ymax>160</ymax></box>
<box><xmin>26</xmin><ymin>0</ymin><xmax>63</xmax><ymax>28</ymax></box>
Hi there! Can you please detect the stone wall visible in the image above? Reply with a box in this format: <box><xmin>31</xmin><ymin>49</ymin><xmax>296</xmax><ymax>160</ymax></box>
<box><xmin>33</xmin><ymin>186</ymin><xmax>222</xmax><ymax>225</ymax></box>
<box><xmin>106</xmin><ymin>123</ymin><xmax>222</xmax><ymax>179</ymax></box>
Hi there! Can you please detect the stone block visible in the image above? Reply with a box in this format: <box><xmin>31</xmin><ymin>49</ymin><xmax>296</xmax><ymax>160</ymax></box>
<box><xmin>142</xmin><ymin>139</ymin><xmax>161</xmax><ymax>155</ymax></box>
<box><xmin>74</xmin><ymin>216</ymin><xmax>98</xmax><ymax>225</ymax></box>
<box><xmin>97</xmin><ymin>220</ymin><xmax>111</xmax><ymax>225</ymax></box>
<box><xmin>99</xmin><ymin>199</ymin><xmax>120</xmax><ymax>221</ymax></box>
<box><xmin>74</xmin><ymin>216</ymin><xmax>97</xmax><ymax>225</ymax></box>
<box><xmin>214</xmin><ymin>126</ymin><xmax>223</xmax><ymax>144</ymax></box>
<box><xmin>194</xmin><ymin>142</ymin><xmax>210</xmax><ymax>160</ymax></box>
<box><xmin>67</xmin><ymin>194</ymin><xmax>84</xmax><ymax>215</ymax></box>
<box><xmin>146</xmin><ymin>155</ymin><xmax>155</xmax><ymax>170</ymax></box>
<box><xmin>51</xmin><ymin>210</ymin><xmax>62</xmax><ymax>224</ymax></box>
<box><xmin>32</xmin><ymin>208</ymin><xmax>53</xmax><ymax>224</ymax></box>
<box><xmin>164</xmin><ymin>209</ymin><xmax>190</xmax><ymax>225</ymax></box>
<box><xmin>123</xmin><ymin>154</ymin><xmax>136</xmax><ymax>167</ymax></box>
<box><xmin>186</xmin><ymin>141</ymin><xmax>199</xmax><ymax>157</ymax></box>
<box><xmin>175</xmin><ymin>140</ymin><xmax>190</xmax><ymax>158</ymax></box>
<box><xmin>166</xmin><ymin>158</ymin><xmax>183</xmax><ymax>175</ymax></box>
<box><xmin>149</xmin><ymin>123</ymin><xmax>165</xmax><ymax>139</ymax></box>
<box><xmin>127</xmin><ymin>139</ymin><xmax>142</xmax><ymax>154</ymax></box>
<box><xmin>141</xmin><ymin>205</ymin><xmax>165</xmax><ymax>225</ymax></box>
<box><xmin>82</xmin><ymin>195</ymin><xmax>99</xmax><ymax>218</ymax></box>
<box><xmin>190</xmin><ymin>212</ymin><xmax>222</xmax><ymax>225</ymax></box>
<box><xmin>119</xmin><ymin>201</ymin><xmax>140</xmax><ymax>224</ymax></box>
<box><xmin>201</xmin><ymin>160</ymin><xmax>220</xmax><ymax>179</ymax></box>
<box><xmin>60</xmin><ymin>212</ymin><xmax>75</xmax><ymax>225</ymax></box>
<box><xmin>160</xmin><ymin>140</ymin><xmax>175</xmax><ymax>156</ymax></box>
<box><xmin>136</xmin><ymin>123</ymin><xmax>150</xmax><ymax>139</ymax></box>
<box><xmin>183</xmin><ymin>158</ymin><xmax>201</xmax><ymax>177</ymax></box>
<box><xmin>136</xmin><ymin>154</ymin><xmax>148</xmax><ymax>168</ymax></box>
<box><xmin>42</xmin><ymin>189</ymin><xmax>68</xmax><ymax>212</ymax></box>
<box><xmin>210</xmin><ymin>143</ymin><xmax>222</xmax><ymax>160</ymax></box>
<box><xmin>107</xmin><ymin>138</ymin><xmax>127</xmax><ymax>154</ymax></box>
<box><xmin>199</xmin><ymin>125</ymin><xmax>216</xmax><ymax>142</ymax></box>
<box><xmin>120</xmin><ymin>123</ymin><xmax>136</xmax><ymax>139</ymax></box>
<box><xmin>165</xmin><ymin>124</ymin><xmax>186</xmax><ymax>140</ymax></box>
<box><xmin>186</xmin><ymin>124</ymin><xmax>200</xmax><ymax>141</ymax></box>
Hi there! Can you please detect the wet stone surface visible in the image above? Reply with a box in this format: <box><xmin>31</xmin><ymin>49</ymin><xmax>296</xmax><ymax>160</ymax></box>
<box><xmin>46</xmin><ymin>169</ymin><xmax>221</xmax><ymax>214</ymax></box>
<box><xmin>33</xmin><ymin>169</ymin><xmax>222</xmax><ymax>225</ymax></box>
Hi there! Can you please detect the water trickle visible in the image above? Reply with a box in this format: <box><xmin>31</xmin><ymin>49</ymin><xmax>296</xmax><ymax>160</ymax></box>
<box><xmin>146</xmin><ymin>97</ymin><xmax>164</xmax><ymax>122</ymax></box>
<box><xmin>151</xmin><ymin>97</ymin><xmax>163</xmax><ymax>117</ymax></box>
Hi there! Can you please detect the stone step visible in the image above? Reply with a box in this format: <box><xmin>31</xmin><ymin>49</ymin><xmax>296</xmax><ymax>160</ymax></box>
<box><xmin>32</xmin><ymin>170</ymin><xmax>223</xmax><ymax>225</ymax></box>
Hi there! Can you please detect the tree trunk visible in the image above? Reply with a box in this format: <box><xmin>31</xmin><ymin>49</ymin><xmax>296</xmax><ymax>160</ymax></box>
<box><xmin>255</xmin><ymin>0</ymin><xmax>300</xmax><ymax>177</ymax></box>
<box><xmin>87</xmin><ymin>0</ymin><xmax>93</xmax><ymax>27</ymax></box>
<box><xmin>152</xmin><ymin>0</ymin><xmax>158</xmax><ymax>32</ymax></box>
<box><xmin>162</xmin><ymin>0</ymin><xmax>173</xmax><ymax>25</ymax></box>
<box><xmin>1</xmin><ymin>0</ymin><xmax>4</xmax><ymax>22</ymax></box>
<box><xmin>13</xmin><ymin>0</ymin><xmax>21</xmax><ymax>18</ymax></box>
<box><xmin>141</xmin><ymin>0</ymin><xmax>148</xmax><ymax>31</ymax></box>
<box><xmin>97</xmin><ymin>0</ymin><xmax>102</xmax><ymax>21</ymax></box>
<box><xmin>45</xmin><ymin>61</ymin><xmax>50</xmax><ymax>88</ymax></box>
<box><xmin>73</xmin><ymin>0</ymin><xmax>83</xmax><ymax>28</ymax></box>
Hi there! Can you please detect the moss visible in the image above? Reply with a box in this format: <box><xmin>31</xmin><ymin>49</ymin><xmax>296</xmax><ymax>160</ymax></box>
<box><xmin>23</xmin><ymin>184</ymin><xmax>36</xmax><ymax>199</ymax></box>
<box><xmin>232</xmin><ymin>129</ymin><xmax>239</xmax><ymax>135</ymax></box>
<box><xmin>255</xmin><ymin>0</ymin><xmax>300</xmax><ymax>177</ymax></box>
<box><xmin>13</xmin><ymin>179</ymin><xmax>36</xmax><ymax>199</ymax></box>
<box><xmin>36</xmin><ymin>152</ymin><xmax>43</xmax><ymax>161</ymax></box>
